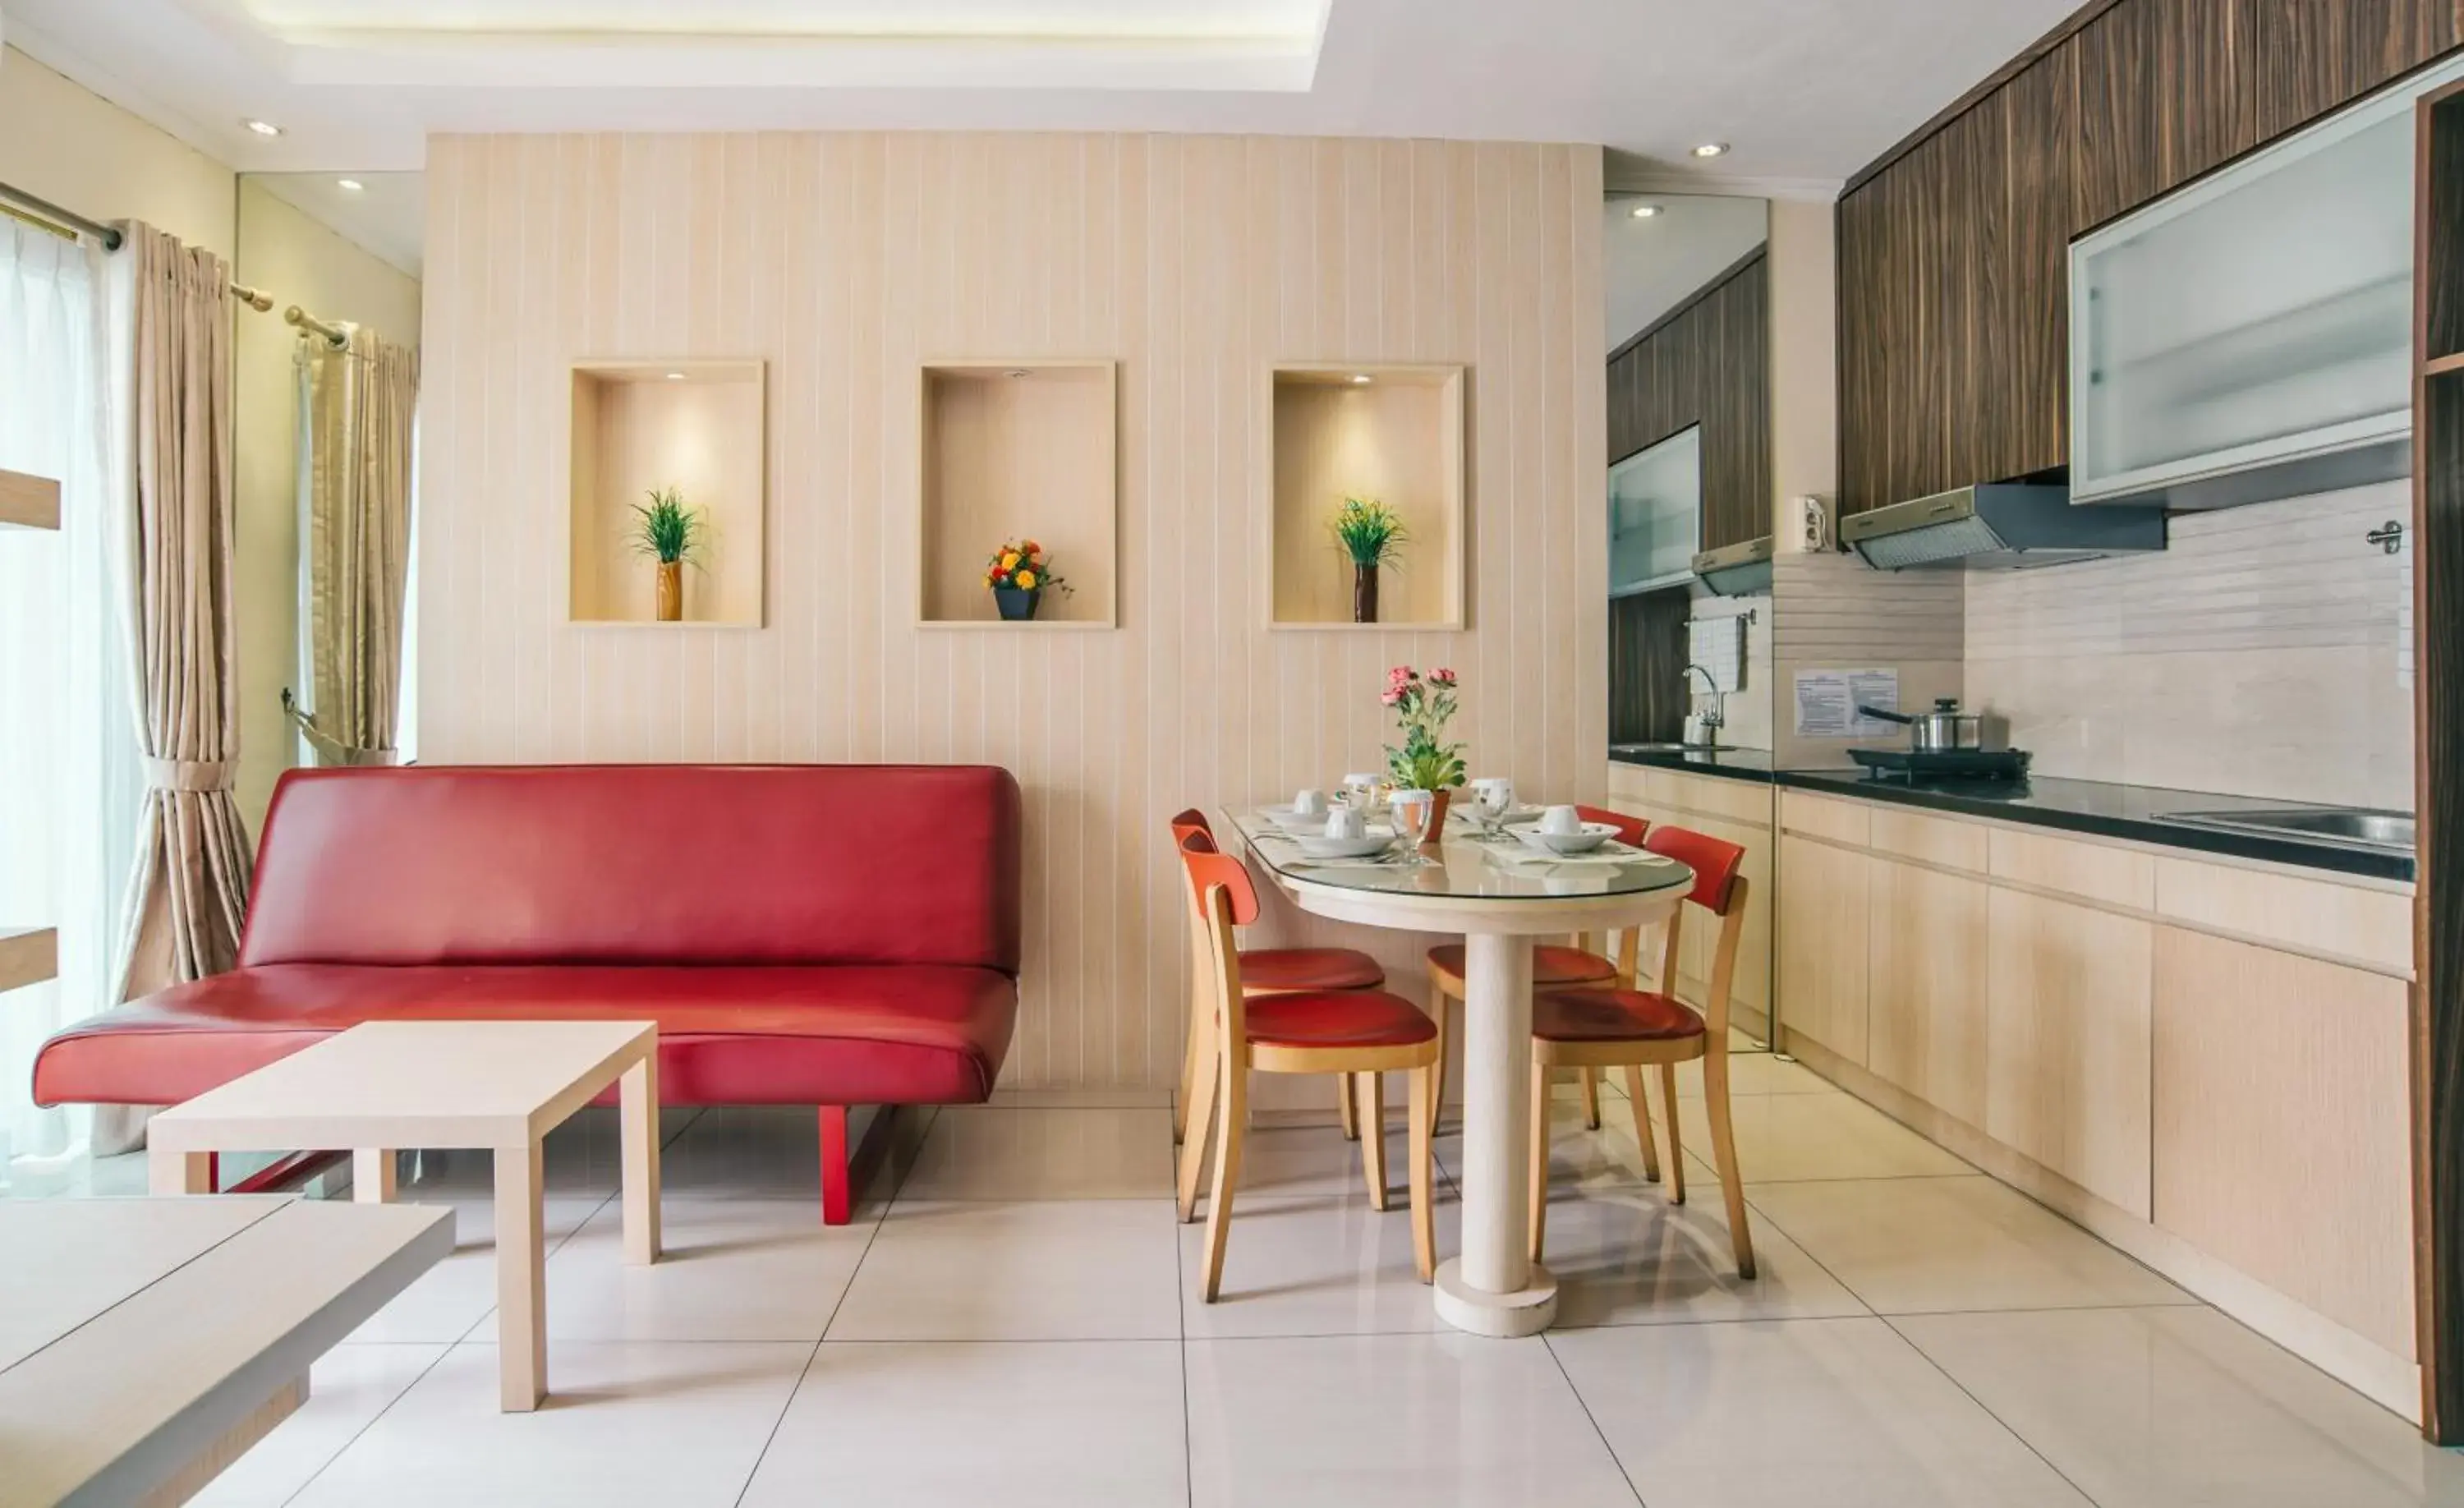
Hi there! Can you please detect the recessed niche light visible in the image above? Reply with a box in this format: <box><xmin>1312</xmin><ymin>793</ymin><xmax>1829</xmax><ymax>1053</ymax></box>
<box><xmin>337</xmin><ymin>178</ymin><xmax>365</xmax><ymax>192</ymax></box>
<box><xmin>1691</xmin><ymin>142</ymin><xmax>1729</xmax><ymax>159</ymax></box>
<box><xmin>244</xmin><ymin>119</ymin><xmax>284</xmax><ymax>138</ymax></box>
<box><xmin>664</xmin><ymin>371</ymin><xmax>686</xmax><ymax>381</ymax></box>
<box><xmin>1349</xmin><ymin>374</ymin><xmax>1372</xmax><ymax>384</ymax></box>
<box><xmin>1630</xmin><ymin>203</ymin><xmax>1662</xmax><ymax>218</ymax></box>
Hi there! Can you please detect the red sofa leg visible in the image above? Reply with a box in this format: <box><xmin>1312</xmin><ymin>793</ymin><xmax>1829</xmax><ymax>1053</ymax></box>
<box><xmin>820</xmin><ymin>1106</ymin><xmax>853</xmax><ymax>1225</ymax></box>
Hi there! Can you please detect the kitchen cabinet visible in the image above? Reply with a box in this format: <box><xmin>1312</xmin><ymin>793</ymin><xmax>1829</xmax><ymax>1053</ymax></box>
<box><xmin>2152</xmin><ymin>926</ymin><xmax>2416</xmax><ymax>1361</ymax></box>
<box><xmin>1773</xmin><ymin>786</ymin><xmax>2418</xmax><ymax>1414</ymax></box>
<box><xmin>1604</xmin><ymin>251</ymin><xmax>1770</xmax><ymax>553</ymax></box>
<box><xmin>1985</xmin><ymin>888</ymin><xmax>2154</xmax><ymax>1217</ymax></box>
<box><xmin>1776</xmin><ymin>832</ymin><xmax>1869</xmax><ymax>1066</ymax></box>
<box><xmin>1835</xmin><ymin>0</ymin><xmax>2460</xmax><ymax>518</ymax></box>
<box><xmin>1866</xmin><ymin>856</ymin><xmax>1992</xmax><ymax>1129</ymax></box>
<box><xmin>1607</xmin><ymin>764</ymin><xmax>1774</xmax><ymax>1036</ymax></box>
<box><xmin>2069</xmin><ymin>60</ymin><xmax>2447</xmax><ymax>508</ymax></box>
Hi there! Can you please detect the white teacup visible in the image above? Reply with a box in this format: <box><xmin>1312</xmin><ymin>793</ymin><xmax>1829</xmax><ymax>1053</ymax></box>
<box><xmin>1293</xmin><ymin>788</ymin><xmax>1328</xmax><ymax>818</ymax></box>
<box><xmin>1538</xmin><ymin>804</ymin><xmax>1583</xmax><ymax>837</ymax></box>
<box><xmin>1325</xmin><ymin>807</ymin><xmax>1367</xmax><ymax>840</ymax></box>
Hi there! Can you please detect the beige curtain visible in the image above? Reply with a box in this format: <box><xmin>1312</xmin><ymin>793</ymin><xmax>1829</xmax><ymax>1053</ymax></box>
<box><xmin>287</xmin><ymin>328</ymin><xmax>418</xmax><ymax>767</ymax></box>
<box><xmin>113</xmin><ymin>223</ymin><xmax>251</xmax><ymax>1007</ymax></box>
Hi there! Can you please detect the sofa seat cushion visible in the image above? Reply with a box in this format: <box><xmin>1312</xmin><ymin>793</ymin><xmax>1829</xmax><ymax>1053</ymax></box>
<box><xmin>32</xmin><ymin>963</ymin><xmax>1018</xmax><ymax>1110</ymax></box>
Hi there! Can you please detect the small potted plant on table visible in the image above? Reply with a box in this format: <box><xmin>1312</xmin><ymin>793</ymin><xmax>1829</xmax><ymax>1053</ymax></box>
<box><xmin>631</xmin><ymin>485</ymin><xmax>707</xmax><ymax>623</ymax></box>
<box><xmin>1382</xmin><ymin>665</ymin><xmax>1467</xmax><ymax>839</ymax></box>
<box><xmin>1332</xmin><ymin>496</ymin><xmax>1408</xmax><ymax>624</ymax></box>
<box><xmin>985</xmin><ymin>539</ymin><xmax>1071</xmax><ymax>622</ymax></box>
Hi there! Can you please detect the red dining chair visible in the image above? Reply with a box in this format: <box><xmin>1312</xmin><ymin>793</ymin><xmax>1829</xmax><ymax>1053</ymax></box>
<box><xmin>1423</xmin><ymin>804</ymin><xmax>1648</xmax><ymax>1136</ymax></box>
<box><xmin>1527</xmin><ymin>822</ymin><xmax>1756</xmax><ymax>1276</ymax></box>
<box><xmin>1169</xmin><ymin>811</ymin><xmax>1391</xmax><ymax>1158</ymax></box>
<box><xmin>1175</xmin><ymin>830</ymin><xmax>1440</xmax><ymax>1299</ymax></box>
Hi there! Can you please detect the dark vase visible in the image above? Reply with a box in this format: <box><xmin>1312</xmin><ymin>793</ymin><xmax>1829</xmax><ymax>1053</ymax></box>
<box><xmin>1352</xmin><ymin>563</ymin><xmax>1379</xmax><ymax>623</ymax></box>
<box><xmin>994</xmin><ymin>585</ymin><xmax>1042</xmax><ymax>622</ymax></box>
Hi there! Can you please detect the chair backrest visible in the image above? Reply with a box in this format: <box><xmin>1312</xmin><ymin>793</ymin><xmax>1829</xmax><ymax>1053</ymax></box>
<box><xmin>1175</xmin><ymin>829</ymin><xmax>1261</xmax><ymax>926</ymax></box>
<box><xmin>1630</xmin><ymin>823</ymin><xmax>1750</xmax><ymax>1029</ymax></box>
<box><xmin>1575</xmin><ymin>804</ymin><xmax>1648</xmax><ymax>849</ymax></box>
<box><xmin>1175</xmin><ymin>829</ymin><xmax>1259</xmax><ymax>1055</ymax></box>
<box><xmin>244</xmin><ymin>764</ymin><xmax>1023</xmax><ymax>972</ymax></box>
<box><xmin>1169</xmin><ymin>808</ymin><xmax>1213</xmax><ymax>845</ymax></box>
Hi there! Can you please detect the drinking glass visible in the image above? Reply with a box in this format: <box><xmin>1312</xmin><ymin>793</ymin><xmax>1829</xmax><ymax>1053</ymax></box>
<box><xmin>1474</xmin><ymin>780</ymin><xmax>1515</xmax><ymax>838</ymax></box>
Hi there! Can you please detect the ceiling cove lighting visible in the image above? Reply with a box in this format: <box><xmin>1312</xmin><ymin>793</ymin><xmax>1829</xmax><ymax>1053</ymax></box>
<box><xmin>337</xmin><ymin>178</ymin><xmax>365</xmax><ymax>192</ymax></box>
<box><xmin>1349</xmin><ymin>374</ymin><xmax>1372</xmax><ymax>384</ymax></box>
<box><xmin>664</xmin><ymin>371</ymin><xmax>687</xmax><ymax>380</ymax></box>
<box><xmin>245</xmin><ymin>119</ymin><xmax>284</xmax><ymax>137</ymax></box>
<box><xmin>1630</xmin><ymin>204</ymin><xmax>1662</xmax><ymax>218</ymax></box>
<box><xmin>1691</xmin><ymin>142</ymin><xmax>1729</xmax><ymax>159</ymax></box>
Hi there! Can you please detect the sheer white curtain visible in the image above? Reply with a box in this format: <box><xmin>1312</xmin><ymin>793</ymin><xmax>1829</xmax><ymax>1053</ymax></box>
<box><xmin>0</xmin><ymin>221</ymin><xmax>142</xmax><ymax>1175</ymax></box>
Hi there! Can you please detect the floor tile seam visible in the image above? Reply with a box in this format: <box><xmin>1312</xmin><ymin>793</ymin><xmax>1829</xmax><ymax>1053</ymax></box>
<box><xmin>274</xmin><ymin>1340</ymin><xmax>458</xmax><ymax>1508</ymax></box>
<box><xmin>1873</xmin><ymin>1310</ymin><xmax>2105</xmax><ymax>1507</ymax></box>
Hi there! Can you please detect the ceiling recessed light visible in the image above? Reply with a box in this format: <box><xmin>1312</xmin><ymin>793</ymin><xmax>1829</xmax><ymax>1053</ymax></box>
<box><xmin>664</xmin><ymin>371</ymin><xmax>686</xmax><ymax>381</ymax></box>
<box><xmin>337</xmin><ymin>178</ymin><xmax>365</xmax><ymax>192</ymax></box>
<box><xmin>1630</xmin><ymin>203</ymin><xmax>1662</xmax><ymax>218</ymax></box>
<box><xmin>244</xmin><ymin>119</ymin><xmax>283</xmax><ymax>138</ymax></box>
<box><xmin>1691</xmin><ymin>142</ymin><xmax>1729</xmax><ymax>159</ymax></box>
<box><xmin>1349</xmin><ymin>374</ymin><xmax>1372</xmax><ymax>384</ymax></box>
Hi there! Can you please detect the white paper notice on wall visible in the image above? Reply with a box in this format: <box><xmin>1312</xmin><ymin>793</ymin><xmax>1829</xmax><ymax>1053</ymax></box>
<box><xmin>1794</xmin><ymin>669</ymin><xmax>1900</xmax><ymax>738</ymax></box>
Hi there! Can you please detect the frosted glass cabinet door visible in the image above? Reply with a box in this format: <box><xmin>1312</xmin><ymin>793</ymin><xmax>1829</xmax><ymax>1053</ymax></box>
<box><xmin>1608</xmin><ymin>425</ymin><xmax>1701</xmax><ymax>596</ymax></box>
<box><xmin>2069</xmin><ymin>57</ymin><xmax>2462</xmax><ymax>506</ymax></box>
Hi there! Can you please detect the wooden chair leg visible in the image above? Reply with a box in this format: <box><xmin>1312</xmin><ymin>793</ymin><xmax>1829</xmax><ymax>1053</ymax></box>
<box><xmin>1199</xmin><ymin>1056</ymin><xmax>1247</xmax><ymax>1302</ymax></box>
<box><xmin>1338</xmin><ymin>1071</ymin><xmax>1359</xmax><ymax>1140</ymax></box>
<box><xmin>1658</xmin><ymin>1061</ymin><xmax>1687</xmax><ymax>1205</ymax></box>
<box><xmin>1620</xmin><ymin>1064</ymin><xmax>1661</xmax><ymax>1181</ymax></box>
<box><xmin>1408</xmin><ymin>1063</ymin><xmax>1436</xmax><ymax>1283</ymax></box>
<box><xmin>1425</xmin><ymin>966</ymin><xmax>1453</xmax><ymax>1138</ymax></box>
<box><xmin>1702</xmin><ymin>1048</ymin><xmax>1757</xmax><ymax>1278</ymax></box>
<box><xmin>1358</xmin><ymin>1071</ymin><xmax>1389</xmax><ymax>1211</ymax></box>
<box><xmin>1176</xmin><ymin>1041</ymin><xmax>1220</xmax><ymax>1223</ymax></box>
<box><xmin>1579</xmin><ymin>1065</ymin><xmax>1602</xmax><ymax>1129</ymax></box>
<box><xmin>1175</xmin><ymin>1013</ymin><xmax>1216</xmax><ymax>1149</ymax></box>
<box><xmin>1529</xmin><ymin>1059</ymin><xmax>1551</xmax><ymax>1262</ymax></box>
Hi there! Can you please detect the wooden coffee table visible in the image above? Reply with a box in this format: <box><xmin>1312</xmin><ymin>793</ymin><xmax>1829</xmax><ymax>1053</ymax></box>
<box><xmin>149</xmin><ymin>1020</ymin><xmax>663</xmax><ymax>1411</ymax></box>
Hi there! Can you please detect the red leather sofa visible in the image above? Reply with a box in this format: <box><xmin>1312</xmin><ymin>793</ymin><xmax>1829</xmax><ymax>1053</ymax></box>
<box><xmin>34</xmin><ymin>763</ymin><xmax>1023</xmax><ymax>1222</ymax></box>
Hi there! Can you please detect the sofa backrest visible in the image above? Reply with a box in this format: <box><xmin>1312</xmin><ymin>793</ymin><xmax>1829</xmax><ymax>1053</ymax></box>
<box><xmin>241</xmin><ymin>765</ymin><xmax>1023</xmax><ymax>972</ymax></box>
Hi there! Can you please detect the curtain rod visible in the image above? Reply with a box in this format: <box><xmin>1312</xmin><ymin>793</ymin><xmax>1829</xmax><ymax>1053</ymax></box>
<box><xmin>285</xmin><ymin>305</ymin><xmax>347</xmax><ymax>350</ymax></box>
<box><xmin>0</xmin><ymin>181</ymin><xmax>122</xmax><ymax>251</ymax></box>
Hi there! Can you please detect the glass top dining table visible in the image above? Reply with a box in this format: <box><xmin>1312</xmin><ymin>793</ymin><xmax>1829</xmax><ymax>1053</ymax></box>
<box><xmin>1217</xmin><ymin>799</ymin><xmax>1694</xmax><ymax>1342</ymax></box>
<box><xmin>1220</xmin><ymin>805</ymin><xmax>1696</xmax><ymax>904</ymax></box>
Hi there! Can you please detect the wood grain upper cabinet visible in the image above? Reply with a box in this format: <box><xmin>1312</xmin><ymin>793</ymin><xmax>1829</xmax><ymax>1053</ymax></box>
<box><xmin>1867</xmin><ymin>857</ymin><xmax>1993</xmax><ymax>1127</ymax></box>
<box><xmin>2071</xmin><ymin>0</ymin><xmax>2259</xmax><ymax>233</ymax></box>
<box><xmin>1605</xmin><ymin>251</ymin><xmax>1772</xmax><ymax>552</ymax></box>
<box><xmin>2250</xmin><ymin>0</ymin><xmax>2460</xmax><ymax>141</ymax></box>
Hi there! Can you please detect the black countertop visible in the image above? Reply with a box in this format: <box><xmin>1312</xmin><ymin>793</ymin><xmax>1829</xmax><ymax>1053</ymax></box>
<box><xmin>1608</xmin><ymin>743</ymin><xmax>1776</xmax><ymax>784</ymax></box>
<box><xmin>1776</xmin><ymin>768</ymin><xmax>2414</xmax><ymax>884</ymax></box>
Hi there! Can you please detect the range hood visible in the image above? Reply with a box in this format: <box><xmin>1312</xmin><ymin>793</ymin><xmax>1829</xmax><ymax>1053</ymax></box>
<box><xmin>1690</xmin><ymin>536</ymin><xmax>1773</xmax><ymax>596</ymax></box>
<box><xmin>1841</xmin><ymin>483</ymin><xmax>2165</xmax><ymax>570</ymax></box>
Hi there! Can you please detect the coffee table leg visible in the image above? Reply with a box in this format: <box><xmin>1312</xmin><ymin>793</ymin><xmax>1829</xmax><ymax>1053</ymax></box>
<box><xmin>149</xmin><ymin>1148</ymin><xmax>213</xmax><ymax>1195</ymax></box>
<box><xmin>619</xmin><ymin>1052</ymin><xmax>661</xmax><ymax>1265</ymax></box>
<box><xmin>353</xmin><ymin>1149</ymin><xmax>398</xmax><ymax>1203</ymax></box>
<box><xmin>494</xmin><ymin>1142</ymin><xmax>547</xmax><ymax>1412</ymax></box>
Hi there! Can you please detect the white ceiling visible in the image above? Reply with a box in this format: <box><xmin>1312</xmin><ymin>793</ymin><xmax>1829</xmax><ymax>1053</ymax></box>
<box><xmin>3</xmin><ymin>0</ymin><xmax>2079</xmax><ymax>189</ymax></box>
<box><xmin>251</xmin><ymin>169</ymin><xmax>425</xmax><ymax>274</ymax></box>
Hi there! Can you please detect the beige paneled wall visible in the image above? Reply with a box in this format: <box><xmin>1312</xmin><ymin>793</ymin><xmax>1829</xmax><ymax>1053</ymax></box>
<box><xmin>1771</xmin><ymin>549</ymin><xmax>1965</xmax><ymax>770</ymax></box>
<box><xmin>416</xmin><ymin>132</ymin><xmax>1606</xmax><ymax>1093</ymax></box>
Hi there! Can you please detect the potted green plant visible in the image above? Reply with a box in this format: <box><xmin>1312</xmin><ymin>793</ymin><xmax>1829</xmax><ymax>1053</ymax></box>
<box><xmin>1331</xmin><ymin>495</ymin><xmax>1408</xmax><ymax>623</ymax></box>
<box><xmin>630</xmin><ymin>486</ymin><xmax>707</xmax><ymax>622</ymax></box>
<box><xmin>984</xmin><ymin>538</ymin><xmax>1072</xmax><ymax>621</ymax></box>
<box><xmin>1381</xmin><ymin>664</ymin><xmax>1466</xmax><ymax>839</ymax></box>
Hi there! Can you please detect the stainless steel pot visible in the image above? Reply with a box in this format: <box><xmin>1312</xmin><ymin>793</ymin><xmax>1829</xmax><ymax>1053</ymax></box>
<box><xmin>1858</xmin><ymin>697</ymin><xmax>1984</xmax><ymax>752</ymax></box>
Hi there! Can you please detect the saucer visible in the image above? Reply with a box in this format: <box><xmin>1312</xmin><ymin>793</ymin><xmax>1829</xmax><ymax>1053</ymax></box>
<box><xmin>1294</xmin><ymin>832</ymin><xmax>1396</xmax><ymax>859</ymax></box>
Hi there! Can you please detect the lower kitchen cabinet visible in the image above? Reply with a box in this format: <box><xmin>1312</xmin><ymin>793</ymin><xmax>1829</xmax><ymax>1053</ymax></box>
<box><xmin>1984</xmin><ymin>888</ymin><xmax>2154</xmax><ymax>1218</ymax></box>
<box><xmin>1775</xmin><ymin>833</ymin><xmax>1869</xmax><ymax>1065</ymax></box>
<box><xmin>1867</xmin><ymin>857</ymin><xmax>1993</xmax><ymax>1129</ymax></box>
<box><xmin>1607</xmin><ymin>765</ymin><xmax>1775</xmax><ymax>1035</ymax></box>
<box><xmin>2151</xmin><ymin>926</ymin><xmax>2417</xmax><ymax>1362</ymax></box>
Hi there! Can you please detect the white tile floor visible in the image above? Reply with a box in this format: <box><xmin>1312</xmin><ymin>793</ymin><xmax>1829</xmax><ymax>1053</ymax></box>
<box><xmin>172</xmin><ymin>1074</ymin><xmax>2464</xmax><ymax>1507</ymax></box>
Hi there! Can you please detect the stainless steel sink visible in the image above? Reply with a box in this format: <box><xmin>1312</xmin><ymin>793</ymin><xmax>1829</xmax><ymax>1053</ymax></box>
<box><xmin>2154</xmin><ymin>807</ymin><xmax>2416</xmax><ymax>854</ymax></box>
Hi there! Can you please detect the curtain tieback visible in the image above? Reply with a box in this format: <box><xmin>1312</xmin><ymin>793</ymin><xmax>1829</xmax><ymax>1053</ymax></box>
<box><xmin>143</xmin><ymin>757</ymin><xmax>237</xmax><ymax>793</ymax></box>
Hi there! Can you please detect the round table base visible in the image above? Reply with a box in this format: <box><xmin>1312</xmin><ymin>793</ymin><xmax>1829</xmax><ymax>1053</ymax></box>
<box><xmin>1432</xmin><ymin>1257</ymin><xmax>1558</xmax><ymax>1337</ymax></box>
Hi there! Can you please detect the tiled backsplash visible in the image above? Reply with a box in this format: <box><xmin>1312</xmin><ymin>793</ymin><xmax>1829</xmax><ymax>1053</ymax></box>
<box><xmin>1965</xmin><ymin>480</ymin><xmax>2414</xmax><ymax>807</ymax></box>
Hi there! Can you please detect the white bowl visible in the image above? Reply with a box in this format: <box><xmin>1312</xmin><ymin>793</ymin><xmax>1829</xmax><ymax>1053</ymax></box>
<box><xmin>1260</xmin><ymin>803</ymin><xmax>1335</xmax><ymax>832</ymax></box>
<box><xmin>1515</xmin><ymin>821</ymin><xmax>1620</xmax><ymax>855</ymax></box>
<box><xmin>1294</xmin><ymin>832</ymin><xmax>1396</xmax><ymax>860</ymax></box>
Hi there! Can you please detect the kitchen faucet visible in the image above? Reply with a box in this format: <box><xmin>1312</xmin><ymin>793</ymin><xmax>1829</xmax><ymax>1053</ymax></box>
<box><xmin>1684</xmin><ymin>663</ymin><xmax>1725</xmax><ymax>745</ymax></box>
